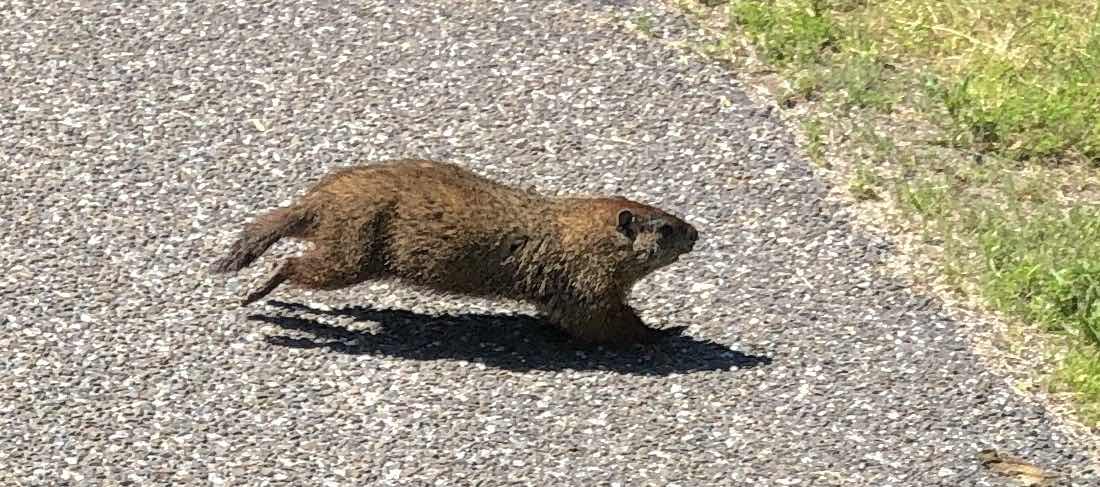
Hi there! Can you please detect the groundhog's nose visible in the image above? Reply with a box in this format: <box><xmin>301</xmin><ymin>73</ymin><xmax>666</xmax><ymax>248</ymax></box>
<box><xmin>687</xmin><ymin>226</ymin><xmax>699</xmax><ymax>243</ymax></box>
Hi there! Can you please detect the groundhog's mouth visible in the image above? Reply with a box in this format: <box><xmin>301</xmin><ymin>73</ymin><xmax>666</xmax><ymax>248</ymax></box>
<box><xmin>638</xmin><ymin>245</ymin><xmax>692</xmax><ymax>270</ymax></box>
<box><xmin>652</xmin><ymin>251</ymin><xmax>684</xmax><ymax>267</ymax></box>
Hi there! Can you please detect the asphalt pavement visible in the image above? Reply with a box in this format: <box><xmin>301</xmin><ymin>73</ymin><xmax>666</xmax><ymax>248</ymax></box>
<box><xmin>2</xmin><ymin>0</ymin><xmax>1097</xmax><ymax>485</ymax></box>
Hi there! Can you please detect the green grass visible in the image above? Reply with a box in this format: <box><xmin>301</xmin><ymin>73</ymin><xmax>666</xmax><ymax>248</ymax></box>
<box><xmin>979</xmin><ymin>208</ymin><xmax>1100</xmax><ymax>345</ymax></box>
<box><xmin>709</xmin><ymin>0</ymin><xmax>1100</xmax><ymax>425</ymax></box>
<box><xmin>731</xmin><ymin>0</ymin><xmax>837</xmax><ymax>64</ymax></box>
<box><xmin>730</xmin><ymin>0</ymin><xmax>1100</xmax><ymax>163</ymax></box>
<box><xmin>979</xmin><ymin>207</ymin><xmax>1100</xmax><ymax>420</ymax></box>
<box><xmin>1057</xmin><ymin>347</ymin><xmax>1100</xmax><ymax>420</ymax></box>
<box><xmin>940</xmin><ymin>61</ymin><xmax>1100</xmax><ymax>161</ymax></box>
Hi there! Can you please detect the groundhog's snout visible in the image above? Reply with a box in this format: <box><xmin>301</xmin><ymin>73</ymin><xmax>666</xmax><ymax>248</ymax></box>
<box><xmin>670</xmin><ymin>220</ymin><xmax>699</xmax><ymax>252</ymax></box>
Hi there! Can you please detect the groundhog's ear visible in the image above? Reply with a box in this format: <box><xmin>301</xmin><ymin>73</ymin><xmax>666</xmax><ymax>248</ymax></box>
<box><xmin>617</xmin><ymin>209</ymin><xmax>634</xmax><ymax>227</ymax></box>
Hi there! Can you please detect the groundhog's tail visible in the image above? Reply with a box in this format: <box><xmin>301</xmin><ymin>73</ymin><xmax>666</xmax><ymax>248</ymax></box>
<box><xmin>210</xmin><ymin>207</ymin><xmax>311</xmax><ymax>274</ymax></box>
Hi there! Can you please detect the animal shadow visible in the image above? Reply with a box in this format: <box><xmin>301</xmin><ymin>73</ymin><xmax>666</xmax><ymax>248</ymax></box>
<box><xmin>248</xmin><ymin>300</ymin><xmax>771</xmax><ymax>376</ymax></box>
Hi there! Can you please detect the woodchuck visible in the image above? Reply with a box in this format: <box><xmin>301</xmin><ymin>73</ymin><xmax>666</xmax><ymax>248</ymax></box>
<box><xmin>211</xmin><ymin>159</ymin><xmax>699</xmax><ymax>345</ymax></box>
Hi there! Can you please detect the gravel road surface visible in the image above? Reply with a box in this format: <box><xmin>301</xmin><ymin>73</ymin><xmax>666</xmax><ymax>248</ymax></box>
<box><xmin>2</xmin><ymin>0</ymin><xmax>1097</xmax><ymax>485</ymax></box>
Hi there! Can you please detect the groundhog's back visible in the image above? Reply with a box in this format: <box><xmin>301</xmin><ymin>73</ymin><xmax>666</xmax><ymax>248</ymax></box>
<box><xmin>306</xmin><ymin>159</ymin><xmax>552</xmax><ymax>296</ymax></box>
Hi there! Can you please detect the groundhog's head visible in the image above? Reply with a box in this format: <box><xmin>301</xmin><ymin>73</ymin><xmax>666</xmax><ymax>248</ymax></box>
<box><xmin>559</xmin><ymin>197</ymin><xmax>698</xmax><ymax>280</ymax></box>
<box><xmin>611</xmin><ymin>201</ymin><xmax>698</xmax><ymax>272</ymax></box>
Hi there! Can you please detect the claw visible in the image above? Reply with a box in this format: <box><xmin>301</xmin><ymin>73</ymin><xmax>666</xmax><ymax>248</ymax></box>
<box><xmin>240</xmin><ymin>261</ymin><xmax>288</xmax><ymax>306</ymax></box>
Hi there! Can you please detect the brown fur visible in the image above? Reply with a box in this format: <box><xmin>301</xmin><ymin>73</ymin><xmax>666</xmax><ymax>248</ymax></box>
<box><xmin>211</xmin><ymin>159</ymin><xmax>699</xmax><ymax>345</ymax></box>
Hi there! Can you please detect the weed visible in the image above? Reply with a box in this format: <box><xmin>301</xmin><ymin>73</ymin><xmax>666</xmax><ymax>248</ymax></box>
<box><xmin>780</xmin><ymin>69</ymin><xmax>825</xmax><ymax>107</ymax></box>
<box><xmin>1056</xmin><ymin>347</ymin><xmax>1100</xmax><ymax>424</ymax></box>
<box><xmin>856</xmin><ymin>124</ymin><xmax>896</xmax><ymax>164</ymax></box>
<box><xmin>848</xmin><ymin>164</ymin><xmax>881</xmax><ymax>200</ymax></box>
<box><xmin>803</xmin><ymin>117</ymin><xmax>826</xmax><ymax>164</ymax></box>
<box><xmin>830</xmin><ymin>52</ymin><xmax>894</xmax><ymax>111</ymax></box>
<box><xmin>896</xmin><ymin>178</ymin><xmax>948</xmax><ymax>218</ymax></box>
<box><xmin>633</xmin><ymin>13</ymin><xmax>655</xmax><ymax>36</ymax></box>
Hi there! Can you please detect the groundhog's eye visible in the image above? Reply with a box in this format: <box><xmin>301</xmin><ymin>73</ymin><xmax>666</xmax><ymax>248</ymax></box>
<box><xmin>616</xmin><ymin>209</ymin><xmax>637</xmax><ymax>240</ymax></box>
<box><xmin>616</xmin><ymin>209</ymin><xmax>634</xmax><ymax>228</ymax></box>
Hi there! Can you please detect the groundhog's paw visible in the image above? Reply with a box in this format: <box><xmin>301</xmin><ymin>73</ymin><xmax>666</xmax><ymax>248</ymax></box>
<box><xmin>657</xmin><ymin>325</ymin><xmax>688</xmax><ymax>337</ymax></box>
<box><xmin>630</xmin><ymin>324</ymin><xmax>685</xmax><ymax>345</ymax></box>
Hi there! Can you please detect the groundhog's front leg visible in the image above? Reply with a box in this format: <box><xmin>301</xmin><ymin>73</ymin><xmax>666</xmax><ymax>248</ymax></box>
<box><xmin>548</xmin><ymin>301</ymin><xmax>666</xmax><ymax>346</ymax></box>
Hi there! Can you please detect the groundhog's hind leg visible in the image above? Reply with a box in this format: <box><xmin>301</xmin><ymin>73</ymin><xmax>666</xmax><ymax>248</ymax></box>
<box><xmin>240</xmin><ymin>247</ymin><xmax>385</xmax><ymax>305</ymax></box>
<box><xmin>241</xmin><ymin>260</ymin><xmax>289</xmax><ymax>305</ymax></box>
